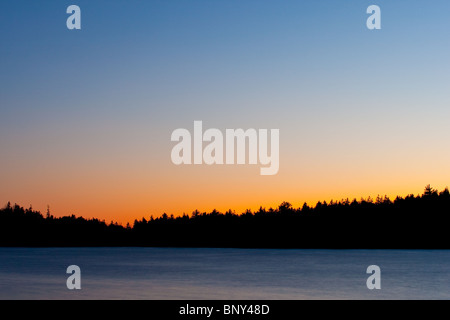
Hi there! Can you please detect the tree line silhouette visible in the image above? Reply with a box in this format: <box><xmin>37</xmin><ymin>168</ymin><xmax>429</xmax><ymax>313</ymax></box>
<box><xmin>1</xmin><ymin>185</ymin><xmax>449</xmax><ymax>248</ymax></box>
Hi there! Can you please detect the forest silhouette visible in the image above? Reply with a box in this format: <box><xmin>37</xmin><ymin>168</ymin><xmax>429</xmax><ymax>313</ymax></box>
<box><xmin>1</xmin><ymin>185</ymin><xmax>449</xmax><ymax>248</ymax></box>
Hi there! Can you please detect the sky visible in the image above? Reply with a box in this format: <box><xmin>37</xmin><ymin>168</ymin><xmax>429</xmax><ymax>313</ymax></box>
<box><xmin>1</xmin><ymin>0</ymin><xmax>450</xmax><ymax>224</ymax></box>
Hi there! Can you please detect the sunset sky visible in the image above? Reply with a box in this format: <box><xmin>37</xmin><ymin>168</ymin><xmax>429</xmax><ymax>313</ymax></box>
<box><xmin>1</xmin><ymin>0</ymin><xmax>450</xmax><ymax>225</ymax></box>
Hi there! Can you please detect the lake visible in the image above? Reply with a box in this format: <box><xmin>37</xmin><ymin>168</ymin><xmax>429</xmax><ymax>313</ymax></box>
<box><xmin>0</xmin><ymin>248</ymin><xmax>448</xmax><ymax>299</ymax></box>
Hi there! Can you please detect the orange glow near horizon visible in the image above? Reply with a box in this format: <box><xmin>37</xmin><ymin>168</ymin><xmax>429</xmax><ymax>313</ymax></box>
<box><xmin>3</xmin><ymin>119</ymin><xmax>450</xmax><ymax>226</ymax></box>
<box><xmin>2</xmin><ymin>164</ymin><xmax>448</xmax><ymax>226</ymax></box>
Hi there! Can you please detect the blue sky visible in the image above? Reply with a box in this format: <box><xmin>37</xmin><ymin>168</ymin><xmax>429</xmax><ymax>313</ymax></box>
<box><xmin>2</xmin><ymin>0</ymin><xmax>449</xmax><ymax>124</ymax></box>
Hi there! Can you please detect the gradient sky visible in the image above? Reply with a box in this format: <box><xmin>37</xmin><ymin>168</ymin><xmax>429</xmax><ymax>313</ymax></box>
<box><xmin>1</xmin><ymin>0</ymin><xmax>450</xmax><ymax>224</ymax></box>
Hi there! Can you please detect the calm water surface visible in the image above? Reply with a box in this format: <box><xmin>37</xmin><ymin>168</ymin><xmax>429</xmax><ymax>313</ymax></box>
<box><xmin>0</xmin><ymin>248</ymin><xmax>448</xmax><ymax>299</ymax></box>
